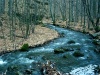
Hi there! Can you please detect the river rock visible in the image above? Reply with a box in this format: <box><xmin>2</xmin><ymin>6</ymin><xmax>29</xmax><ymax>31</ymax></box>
<box><xmin>67</xmin><ymin>40</ymin><xmax>75</xmax><ymax>44</ymax></box>
<box><xmin>54</xmin><ymin>47</ymin><xmax>74</xmax><ymax>54</ymax></box>
<box><xmin>25</xmin><ymin>69</ymin><xmax>32</xmax><ymax>74</ymax></box>
<box><xmin>54</xmin><ymin>48</ymin><xmax>65</xmax><ymax>54</ymax></box>
<box><xmin>73</xmin><ymin>51</ymin><xmax>84</xmax><ymax>57</ymax></box>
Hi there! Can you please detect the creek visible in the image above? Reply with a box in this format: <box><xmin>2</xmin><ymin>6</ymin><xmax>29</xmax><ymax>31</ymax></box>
<box><xmin>0</xmin><ymin>25</ymin><xmax>100</xmax><ymax>75</ymax></box>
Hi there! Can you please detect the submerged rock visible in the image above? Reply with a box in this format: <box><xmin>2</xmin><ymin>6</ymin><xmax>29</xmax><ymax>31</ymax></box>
<box><xmin>67</xmin><ymin>40</ymin><xmax>75</xmax><ymax>44</ymax></box>
<box><xmin>54</xmin><ymin>47</ymin><xmax>72</xmax><ymax>54</ymax></box>
<box><xmin>54</xmin><ymin>48</ymin><xmax>65</xmax><ymax>54</ymax></box>
<box><xmin>73</xmin><ymin>51</ymin><xmax>84</xmax><ymax>57</ymax></box>
<box><xmin>25</xmin><ymin>69</ymin><xmax>32</xmax><ymax>74</ymax></box>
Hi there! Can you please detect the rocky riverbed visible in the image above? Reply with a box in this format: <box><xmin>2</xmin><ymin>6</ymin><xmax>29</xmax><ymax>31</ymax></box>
<box><xmin>0</xmin><ymin>25</ymin><xmax>100</xmax><ymax>75</ymax></box>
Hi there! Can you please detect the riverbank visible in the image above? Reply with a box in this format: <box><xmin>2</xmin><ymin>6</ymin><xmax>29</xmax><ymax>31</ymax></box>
<box><xmin>42</xmin><ymin>18</ymin><xmax>100</xmax><ymax>53</ymax></box>
<box><xmin>0</xmin><ymin>25</ymin><xmax>59</xmax><ymax>53</ymax></box>
<box><xmin>0</xmin><ymin>24</ymin><xmax>100</xmax><ymax>75</ymax></box>
<box><xmin>42</xmin><ymin>18</ymin><xmax>100</xmax><ymax>39</ymax></box>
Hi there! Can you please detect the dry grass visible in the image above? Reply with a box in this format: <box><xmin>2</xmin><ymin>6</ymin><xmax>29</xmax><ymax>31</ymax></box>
<box><xmin>0</xmin><ymin>25</ymin><xmax>58</xmax><ymax>52</ymax></box>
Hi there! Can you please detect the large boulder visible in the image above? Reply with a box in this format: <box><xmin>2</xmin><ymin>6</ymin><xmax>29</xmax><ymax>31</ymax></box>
<box><xmin>73</xmin><ymin>51</ymin><xmax>84</xmax><ymax>57</ymax></box>
<box><xmin>67</xmin><ymin>40</ymin><xmax>75</xmax><ymax>44</ymax></box>
<box><xmin>54</xmin><ymin>48</ymin><xmax>65</xmax><ymax>54</ymax></box>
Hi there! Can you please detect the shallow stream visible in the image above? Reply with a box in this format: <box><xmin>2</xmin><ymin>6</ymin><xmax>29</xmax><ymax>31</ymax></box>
<box><xmin>0</xmin><ymin>25</ymin><xmax>100</xmax><ymax>75</ymax></box>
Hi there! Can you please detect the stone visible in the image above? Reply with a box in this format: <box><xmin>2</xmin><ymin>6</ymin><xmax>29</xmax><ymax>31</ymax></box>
<box><xmin>67</xmin><ymin>40</ymin><xmax>75</xmax><ymax>44</ymax></box>
<box><xmin>73</xmin><ymin>51</ymin><xmax>84</xmax><ymax>57</ymax></box>
<box><xmin>25</xmin><ymin>69</ymin><xmax>32</xmax><ymax>74</ymax></box>
<box><xmin>54</xmin><ymin>48</ymin><xmax>65</xmax><ymax>54</ymax></box>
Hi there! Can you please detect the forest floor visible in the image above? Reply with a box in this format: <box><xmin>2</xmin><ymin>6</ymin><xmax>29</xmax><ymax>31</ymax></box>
<box><xmin>0</xmin><ymin>25</ymin><xmax>58</xmax><ymax>53</ymax></box>
<box><xmin>42</xmin><ymin>18</ymin><xmax>100</xmax><ymax>39</ymax></box>
<box><xmin>0</xmin><ymin>14</ymin><xmax>59</xmax><ymax>53</ymax></box>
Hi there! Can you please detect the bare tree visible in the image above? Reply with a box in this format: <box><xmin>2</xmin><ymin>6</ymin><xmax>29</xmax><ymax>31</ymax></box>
<box><xmin>82</xmin><ymin>0</ymin><xmax>100</xmax><ymax>32</ymax></box>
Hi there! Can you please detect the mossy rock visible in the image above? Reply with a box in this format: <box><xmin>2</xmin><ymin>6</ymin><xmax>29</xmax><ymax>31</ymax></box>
<box><xmin>67</xmin><ymin>40</ymin><xmax>75</xmax><ymax>44</ymax></box>
<box><xmin>20</xmin><ymin>43</ymin><xmax>29</xmax><ymax>51</ymax></box>
<box><xmin>63</xmin><ymin>48</ymin><xmax>73</xmax><ymax>51</ymax></box>
<box><xmin>54</xmin><ymin>47</ymin><xmax>71</xmax><ymax>54</ymax></box>
<box><xmin>73</xmin><ymin>51</ymin><xmax>84</xmax><ymax>57</ymax></box>
<box><xmin>54</xmin><ymin>48</ymin><xmax>65</xmax><ymax>54</ymax></box>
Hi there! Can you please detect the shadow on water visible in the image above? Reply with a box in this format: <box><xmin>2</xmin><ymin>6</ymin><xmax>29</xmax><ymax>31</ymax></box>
<box><xmin>0</xmin><ymin>25</ymin><xmax>100</xmax><ymax>75</ymax></box>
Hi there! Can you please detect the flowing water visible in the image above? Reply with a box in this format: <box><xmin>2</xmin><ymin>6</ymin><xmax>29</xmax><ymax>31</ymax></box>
<box><xmin>0</xmin><ymin>25</ymin><xmax>100</xmax><ymax>75</ymax></box>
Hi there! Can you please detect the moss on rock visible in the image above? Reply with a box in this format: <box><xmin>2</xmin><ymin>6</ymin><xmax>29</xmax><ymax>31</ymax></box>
<box><xmin>54</xmin><ymin>47</ymin><xmax>73</xmax><ymax>54</ymax></box>
<box><xmin>20</xmin><ymin>43</ymin><xmax>29</xmax><ymax>51</ymax></box>
<box><xmin>73</xmin><ymin>51</ymin><xmax>84</xmax><ymax>57</ymax></box>
<box><xmin>67</xmin><ymin>40</ymin><xmax>75</xmax><ymax>44</ymax></box>
<box><xmin>54</xmin><ymin>48</ymin><xmax>65</xmax><ymax>54</ymax></box>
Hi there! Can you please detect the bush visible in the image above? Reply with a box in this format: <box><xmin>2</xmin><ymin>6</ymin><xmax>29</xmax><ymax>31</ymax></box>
<box><xmin>20</xmin><ymin>43</ymin><xmax>29</xmax><ymax>51</ymax></box>
<box><xmin>73</xmin><ymin>51</ymin><xmax>84</xmax><ymax>57</ymax></box>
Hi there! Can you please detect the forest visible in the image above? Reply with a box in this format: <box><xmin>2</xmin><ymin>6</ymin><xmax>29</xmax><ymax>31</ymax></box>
<box><xmin>0</xmin><ymin>0</ymin><xmax>100</xmax><ymax>75</ymax></box>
